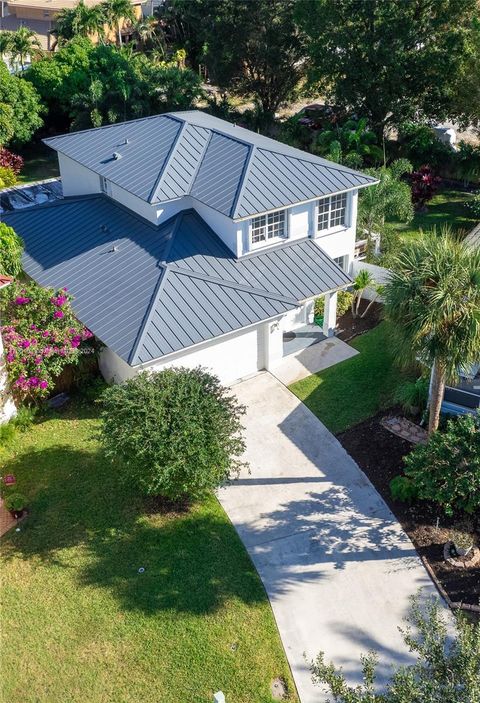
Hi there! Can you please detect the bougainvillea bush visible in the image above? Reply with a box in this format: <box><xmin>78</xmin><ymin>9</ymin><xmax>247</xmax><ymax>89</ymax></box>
<box><xmin>1</xmin><ymin>281</ymin><xmax>93</xmax><ymax>402</ymax></box>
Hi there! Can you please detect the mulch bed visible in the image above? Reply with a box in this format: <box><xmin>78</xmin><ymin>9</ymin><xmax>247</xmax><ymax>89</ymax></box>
<box><xmin>337</xmin><ymin>409</ymin><xmax>480</xmax><ymax>612</ymax></box>
<box><xmin>336</xmin><ymin>301</ymin><xmax>382</xmax><ymax>342</ymax></box>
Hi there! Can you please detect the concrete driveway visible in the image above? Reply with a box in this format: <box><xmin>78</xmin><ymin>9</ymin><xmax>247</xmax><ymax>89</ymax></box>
<box><xmin>218</xmin><ymin>372</ymin><xmax>438</xmax><ymax>703</ymax></box>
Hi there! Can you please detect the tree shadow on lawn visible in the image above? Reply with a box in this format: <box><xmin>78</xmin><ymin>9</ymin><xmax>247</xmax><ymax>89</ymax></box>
<box><xmin>1</xmin><ymin>445</ymin><xmax>266</xmax><ymax>616</ymax></box>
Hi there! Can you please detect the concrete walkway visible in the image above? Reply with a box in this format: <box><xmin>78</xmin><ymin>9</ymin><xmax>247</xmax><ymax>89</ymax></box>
<box><xmin>272</xmin><ymin>336</ymin><xmax>358</xmax><ymax>386</ymax></box>
<box><xmin>218</xmin><ymin>373</ymin><xmax>438</xmax><ymax>703</ymax></box>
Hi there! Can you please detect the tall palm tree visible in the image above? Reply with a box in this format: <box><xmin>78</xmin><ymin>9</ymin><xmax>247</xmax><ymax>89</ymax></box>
<box><xmin>357</xmin><ymin>159</ymin><xmax>414</xmax><ymax>245</ymax></box>
<box><xmin>102</xmin><ymin>0</ymin><xmax>135</xmax><ymax>46</ymax></box>
<box><xmin>384</xmin><ymin>228</ymin><xmax>480</xmax><ymax>434</ymax></box>
<box><xmin>132</xmin><ymin>15</ymin><xmax>158</xmax><ymax>51</ymax></box>
<box><xmin>53</xmin><ymin>1</ymin><xmax>106</xmax><ymax>45</ymax></box>
<box><xmin>0</xmin><ymin>31</ymin><xmax>13</xmax><ymax>61</ymax></box>
<box><xmin>9</xmin><ymin>27</ymin><xmax>42</xmax><ymax>73</ymax></box>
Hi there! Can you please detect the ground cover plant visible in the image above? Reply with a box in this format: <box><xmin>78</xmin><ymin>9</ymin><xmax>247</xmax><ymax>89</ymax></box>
<box><xmin>0</xmin><ymin>400</ymin><xmax>296</xmax><ymax>703</ymax></box>
<box><xmin>290</xmin><ymin>322</ymin><xmax>412</xmax><ymax>434</ymax></box>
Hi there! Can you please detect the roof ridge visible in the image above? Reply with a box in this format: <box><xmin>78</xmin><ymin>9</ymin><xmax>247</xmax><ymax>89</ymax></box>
<box><xmin>128</xmin><ymin>265</ymin><xmax>170</xmax><ymax>365</ymax></box>
<box><xmin>44</xmin><ymin>114</ymin><xmax>182</xmax><ymax>145</ymax></box>
<box><xmin>148</xmin><ymin>120</ymin><xmax>188</xmax><ymax>203</ymax></box>
<box><xmin>230</xmin><ymin>143</ymin><xmax>255</xmax><ymax>219</ymax></box>
<box><xmin>169</xmin><ymin>264</ymin><xmax>299</xmax><ymax>306</ymax></box>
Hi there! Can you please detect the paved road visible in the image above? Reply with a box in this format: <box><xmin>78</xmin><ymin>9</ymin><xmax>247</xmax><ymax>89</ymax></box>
<box><xmin>219</xmin><ymin>372</ymin><xmax>438</xmax><ymax>703</ymax></box>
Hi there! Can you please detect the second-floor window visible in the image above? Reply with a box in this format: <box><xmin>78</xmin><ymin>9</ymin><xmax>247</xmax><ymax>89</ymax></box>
<box><xmin>250</xmin><ymin>210</ymin><xmax>286</xmax><ymax>246</ymax></box>
<box><xmin>317</xmin><ymin>193</ymin><xmax>347</xmax><ymax>232</ymax></box>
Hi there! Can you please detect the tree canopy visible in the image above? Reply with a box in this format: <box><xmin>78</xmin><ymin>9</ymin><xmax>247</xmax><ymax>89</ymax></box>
<box><xmin>296</xmin><ymin>0</ymin><xmax>479</xmax><ymax>137</ymax></box>
<box><xmin>161</xmin><ymin>0</ymin><xmax>308</xmax><ymax>118</ymax></box>
<box><xmin>26</xmin><ymin>38</ymin><xmax>203</xmax><ymax>131</ymax></box>
<box><xmin>0</xmin><ymin>62</ymin><xmax>43</xmax><ymax>145</ymax></box>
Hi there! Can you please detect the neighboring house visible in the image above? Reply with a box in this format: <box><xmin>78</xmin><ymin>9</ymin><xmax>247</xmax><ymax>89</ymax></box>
<box><xmin>2</xmin><ymin>111</ymin><xmax>377</xmax><ymax>385</ymax></box>
<box><xmin>441</xmin><ymin>221</ymin><xmax>480</xmax><ymax>416</ymax></box>
<box><xmin>0</xmin><ymin>0</ymin><xmax>144</xmax><ymax>53</ymax></box>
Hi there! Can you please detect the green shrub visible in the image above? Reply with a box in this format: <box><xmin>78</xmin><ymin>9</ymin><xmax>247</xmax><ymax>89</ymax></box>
<box><xmin>4</xmin><ymin>492</ymin><xmax>26</xmax><ymax>512</ymax></box>
<box><xmin>100</xmin><ymin>368</ymin><xmax>247</xmax><ymax>501</ymax></box>
<box><xmin>314</xmin><ymin>290</ymin><xmax>352</xmax><ymax>320</ymax></box>
<box><xmin>397</xmin><ymin>122</ymin><xmax>454</xmax><ymax>171</ymax></box>
<box><xmin>401</xmin><ymin>412</ymin><xmax>480</xmax><ymax>516</ymax></box>
<box><xmin>390</xmin><ymin>475</ymin><xmax>419</xmax><ymax>503</ymax></box>
<box><xmin>466</xmin><ymin>190</ymin><xmax>480</xmax><ymax>218</ymax></box>
<box><xmin>14</xmin><ymin>405</ymin><xmax>37</xmax><ymax>431</ymax></box>
<box><xmin>0</xmin><ymin>222</ymin><xmax>23</xmax><ymax>277</ymax></box>
<box><xmin>0</xmin><ymin>420</ymin><xmax>17</xmax><ymax>448</ymax></box>
<box><xmin>394</xmin><ymin>376</ymin><xmax>429</xmax><ymax>416</ymax></box>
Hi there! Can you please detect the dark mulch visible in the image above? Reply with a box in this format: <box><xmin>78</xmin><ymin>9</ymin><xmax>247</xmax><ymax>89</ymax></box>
<box><xmin>337</xmin><ymin>410</ymin><xmax>480</xmax><ymax>610</ymax></box>
<box><xmin>336</xmin><ymin>301</ymin><xmax>382</xmax><ymax>342</ymax></box>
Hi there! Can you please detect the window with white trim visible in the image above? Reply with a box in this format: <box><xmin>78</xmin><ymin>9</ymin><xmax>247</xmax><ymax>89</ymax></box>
<box><xmin>333</xmin><ymin>255</ymin><xmax>347</xmax><ymax>271</ymax></box>
<box><xmin>250</xmin><ymin>210</ymin><xmax>286</xmax><ymax>246</ymax></box>
<box><xmin>317</xmin><ymin>193</ymin><xmax>347</xmax><ymax>232</ymax></box>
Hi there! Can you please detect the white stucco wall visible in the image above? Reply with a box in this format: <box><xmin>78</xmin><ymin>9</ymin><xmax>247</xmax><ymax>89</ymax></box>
<box><xmin>190</xmin><ymin>199</ymin><xmax>242</xmax><ymax>256</ymax></box>
<box><xmin>0</xmin><ymin>330</ymin><xmax>16</xmax><ymax>424</ymax></box>
<box><xmin>99</xmin><ymin>322</ymin><xmax>272</xmax><ymax>386</ymax></box>
<box><xmin>58</xmin><ymin>154</ymin><xmax>101</xmax><ymax>197</ymax></box>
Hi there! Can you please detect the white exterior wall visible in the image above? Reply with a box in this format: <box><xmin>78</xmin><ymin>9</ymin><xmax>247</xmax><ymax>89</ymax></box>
<box><xmin>0</xmin><ymin>329</ymin><xmax>16</xmax><ymax>424</ymax></box>
<box><xmin>351</xmin><ymin>259</ymin><xmax>391</xmax><ymax>301</ymax></box>
<box><xmin>99</xmin><ymin>323</ymin><xmax>274</xmax><ymax>386</ymax></box>
<box><xmin>58</xmin><ymin>154</ymin><xmax>101</xmax><ymax>197</ymax></box>
<box><xmin>191</xmin><ymin>199</ymin><xmax>242</xmax><ymax>256</ymax></box>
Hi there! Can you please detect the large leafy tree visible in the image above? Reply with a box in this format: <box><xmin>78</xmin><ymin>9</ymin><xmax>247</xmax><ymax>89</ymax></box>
<box><xmin>0</xmin><ymin>62</ymin><xmax>43</xmax><ymax>145</ymax></box>
<box><xmin>162</xmin><ymin>0</ymin><xmax>308</xmax><ymax>118</ymax></box>
<box><xmin>312</xmin><ymin>596</ymin><xmax>480</xmax><ymax>703</ymax></box>
<box><xmin>384</xmin><ymin>230</ymin><xmax>480</xmax><ymax>434</ymax></box>
<box><xmin>296</xmin><ymin>0</ymin><xmax>478</xmax><ymax>138</ymax></box>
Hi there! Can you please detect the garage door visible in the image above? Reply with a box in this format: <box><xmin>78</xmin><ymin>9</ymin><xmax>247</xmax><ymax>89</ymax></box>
<box><xmin>151</xmin><ymin>326</ymin><xmax>261</xmax><ymax>385</ymax></box>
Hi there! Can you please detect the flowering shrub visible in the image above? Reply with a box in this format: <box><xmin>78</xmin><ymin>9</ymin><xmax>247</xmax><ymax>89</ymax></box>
<box><xmin>1</xmin><ymin>281</ymin><xmax>93</xmax><ymax>401</ymax></box>
<box><xmin>409</xmin><ymin>165</ymin><xmax>441</xmax><ymax>209</ymax></box>
<box><xmin>0</xmin><ymin>147</ymin><xmax>23</xmax><ymax>175</ymax></box>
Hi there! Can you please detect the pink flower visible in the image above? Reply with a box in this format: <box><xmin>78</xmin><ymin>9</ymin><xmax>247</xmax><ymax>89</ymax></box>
<box><xmin>15</xmin><ymin>296</ymin><xmax>31</xmax><ymax>305</ymax></box>
<box><xmin>6</xmin><ymin>351</ymin><xmax>15</xmax><ymax>362</ymax></box>
<box><xmin>39</xmin><ymin>380</ymin><xmax>48</xmax><ymax>389</ymax></box>
<box><xmin>28</xmin><ymin>377</ymin><xmax>39</xmax><ymax>387</ymax></box>
<box><xmin>53</xmin><ymin>310</ymin><xmax>64</xmax><ymax>319</ymax></box>
<box><xmin>20</xmin><ymin>339</ymin><xmax>31</xmax><ymax>348</ymax></box>
<box><xmin>42</xmin><ymin>330</ymin><xmax>50</xmax><ymax>338</ymax></box>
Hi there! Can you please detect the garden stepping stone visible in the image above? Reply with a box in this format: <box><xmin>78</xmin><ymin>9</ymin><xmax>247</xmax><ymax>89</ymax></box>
<box><xmin>381</xmin><ymin>416</ymin><xmax>428</xmax><ymax>445</ymax></box>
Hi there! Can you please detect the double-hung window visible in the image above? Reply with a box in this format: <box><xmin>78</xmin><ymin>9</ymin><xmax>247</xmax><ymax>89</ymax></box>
<box><xmin>317</xmin><ymin>193</ymin><xmax>347</xmax><ymax>233</ymax></box>
<box><xmin>250</xmin><ymin>210</ymin><xmax>286</xmax><ymax>247</ymax></box>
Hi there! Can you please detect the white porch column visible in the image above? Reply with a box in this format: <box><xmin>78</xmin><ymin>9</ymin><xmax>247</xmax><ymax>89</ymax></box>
<box><xmin>322</xmin><ymin>291</ymin><xmax>338</xmax><ymax>338</ymax></box>
<box><xmin>0</xmin><ymin>329</ymin><xmax>16</xmax><ymax>424</ymax></box>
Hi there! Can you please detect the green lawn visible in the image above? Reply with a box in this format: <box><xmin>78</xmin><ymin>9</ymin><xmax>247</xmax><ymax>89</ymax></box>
<box><xmin>0</xmin><ymin>403</ymin><xmax>296</xmax><ymax>703</ymax></box>
<box><xmin>17</xmin><ymin>142</ymin><xmax>60</xmax><ymax>184</ymax></box>
<box><xmin>290</xmin><ymin>323</ymin><xmax>411</xmax><ymax>434</ymax></box>
<box><xmin>388</xmin><ymin>188</ymin><xmax>477</xmax><ymax>240</ymax></box>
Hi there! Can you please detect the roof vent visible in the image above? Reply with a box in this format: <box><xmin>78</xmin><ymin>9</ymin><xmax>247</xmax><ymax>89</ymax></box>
<box><xmin>100</xmin><ymin>224</ymin><xmax>109</xmax><ymax>233</ymax></box>
<box><xmin>123</xmin><ymin>138</ymin><xmax>129</xmax><ymax>145</ymax></box>
<box><xmin>112</xmin><ymin>152</ymin><xmax>122</xmax><ymax>160</ymax></box>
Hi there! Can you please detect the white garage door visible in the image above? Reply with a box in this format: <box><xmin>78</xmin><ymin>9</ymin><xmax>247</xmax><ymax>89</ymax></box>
<box><xmin>150</xmin><ymin>326</ymin><xmax>261</xmax><ymax>385</ymax></box>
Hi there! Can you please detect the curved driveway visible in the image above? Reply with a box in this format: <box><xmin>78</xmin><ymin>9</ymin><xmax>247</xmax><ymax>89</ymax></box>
<box><xmin>218</xmin><ymin>372</ymin><xmax>438</xmax><ymax>703</ymax></box>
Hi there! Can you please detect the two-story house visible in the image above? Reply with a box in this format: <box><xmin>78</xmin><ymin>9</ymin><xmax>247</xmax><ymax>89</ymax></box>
<box><xmin>2</xmin><ymin>111</ymin><xmax>377</xmax><ymax>385</ymax></box>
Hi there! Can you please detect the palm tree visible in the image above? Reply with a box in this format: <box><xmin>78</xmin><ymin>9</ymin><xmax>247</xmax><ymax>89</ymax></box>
<box><xmin>0</xmin><ymin>31</ymin><xmax>13</xmax><ymax>61</ymax></box>
<box><xmin>102</xmin><ymin>0</ymin><xmax>135</xmax><ymax>46</ymax></box>
<box><xmin>358</xmin><ymin>159</ymin><xmax>414</xmax><ymax>249</ymax></box>
<box><xmin>384</xmin><ymin>228</ymin><xmax>480</xmax><ymax>434</ymax></box>
<box><xmin>132</xmin><ymin>15</ymin><xmax>159</xmax><ymax>51</ymax></box>
<box><xmin>9</xmin><ymin>27</ymin><xmax>42</xmax><ymax>73</ymax></box>
<box><xmin>53</xmin><ymin>2</ymin><xmax>106</xmax><ymax>45</ymax></box>
<box><xmin>351</xmin><ymin>269</ymin><xmax>374</xmax><ymax>317</ymax></box>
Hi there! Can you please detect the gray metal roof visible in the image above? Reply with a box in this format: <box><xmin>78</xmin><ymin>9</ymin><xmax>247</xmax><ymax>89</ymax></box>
<box><xmin>44</xmin><ymin>111</ymin><xmax>377</xmax><ymax>220</ymax></box>
<box><xmin>3</xmin><ymin>196</ymin><xmax>351</xmax><ymax>365</ymax></box>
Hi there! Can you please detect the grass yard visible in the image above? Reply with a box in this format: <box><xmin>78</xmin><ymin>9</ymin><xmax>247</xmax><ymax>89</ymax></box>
<box><xmin>0</xmin><ymin>402</ymin><xmax>296</xmax><ymax>703</ymax></box>
<box><xmin>290</xmin><ymin>323</ymin><xmax>412</xmax><ymax>434</ymax></box>
<box><xmin>17</xmin><ymin>142</ymin><xmax>60</xmax><ymax>184</ymax></box>
<box><xmin>388</xmin><ymin>188</ymin><xmax>477</xmax><ymax>240</ymax></box>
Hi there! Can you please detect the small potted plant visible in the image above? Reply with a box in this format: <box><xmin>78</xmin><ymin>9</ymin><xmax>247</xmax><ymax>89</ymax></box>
<box><xmin>449</xmin><ymin>528</ymin><xmax>474</xmax><ymax>558</ymax></box>
<box><xmin>4</xmin><ymin>492</ymin><xmax>27</xmax><ymax>519</ymax></box>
